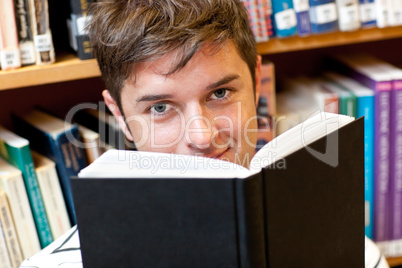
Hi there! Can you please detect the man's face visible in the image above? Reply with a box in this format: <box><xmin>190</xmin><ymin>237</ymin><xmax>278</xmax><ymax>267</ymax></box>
<box><xmin>104</xmin><ymin>41</ymin><xmax>261</xmax><ymax>168</ymax></box>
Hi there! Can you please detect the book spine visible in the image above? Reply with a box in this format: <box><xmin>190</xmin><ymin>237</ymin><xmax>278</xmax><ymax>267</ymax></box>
<box><xmin>271</xmin><ymin>0</ymin><xmax>298</xmax><ymax>38</ymax></box>
<box><xmin>29</xmin><ymin>0</ymin><xmax>55</xmax><ymax>65</ymax></box>
<box><xmin>356</xmin><ymin>95</ymin><xmax>375</xmax><ymax>239</ymax></box>
<box><xmin>0</xmin><ymin>191</ymin><xmax>23</xmax><ymax>268</ymax></box>
<box><xmin>7</xmin><ymin>145</ymin><xmax>53</xmax><ymax>248</ymax></box>
<box><xmin>36</xmin><ymin>163</ymin><xmax>71</xmax><ymax>240</ymax></box>
<box><xmin>242</xmin><ymin>0</ymin><xmax>263</xmax><ymax>42</ymax></box>
<box><xmin>293</xmin><ymin>0</ymin><xmax>312</xmax><ymax>35</ymax></box>
<box><xmin>0</xmin><ymin>0</ymin><xmax>21</xmax><ymax>70</ymax></box>
<box><xmin>390</xmin><ymin>80</ymin><xmax>402</xmax><ymax>243</ymax></box>
<box><xmin>234</xmin><ymin>174</ymin><xmax>266</xmax><ymax>268</ymax></box>
<box><xmin>389</xmin><ymin>0</ymin><xmax>402</xmax><ymax>26</ymax></box>
<box><xmin>309</xmin><ymin>0</ymin><xmax>339</xmax><ymax>33</ymax></box>
<box><xmin>373</xmin><ymin>82</ymin><xmax>392</xmax><ymax>243</ymax></box>
<box><xmin>14</xmin><ymin>0</ymin><xmax>36</xmax><ymax>66</ymax></box>
<box><xmin>53</xmin><ymin>129</ymin><xmax>88</xmax><ymax>225</ymax></box>
<box><xmin>262</xmin><ymin>0</ymin><xmax>275</xmax><ymax>37</ymax></box>
<box><xmin>256</xmin><ymin>0</ymin><xmax>270</xmax><ymax>42</ymax></box>
<box><xmin>70</xmin><ymin>14</ymin><xmax>92</xmax><ymax>60</ymax></box>
<box><xmin>336</xmin><ymin>0</ymin><xmax>360</xmax><ymax>31</ymax></box>
<box><xmin>0</xmin><ymin>174</ymin><xmax>40</xmax><ymax>259</ymax></box>
<box><xmin>0</xmin><ymin>222</ymin><xmax>12</xmax><ymax>268</ymax></box>
<box><xmin>358</xmin><ymin>0</ymin><xmax>376</xmax><ymax>28</ymax></box>
<box><xmin>375</xmin><ymin>0</ymin><xmax>390</xmax><ymax>28</ymax></box>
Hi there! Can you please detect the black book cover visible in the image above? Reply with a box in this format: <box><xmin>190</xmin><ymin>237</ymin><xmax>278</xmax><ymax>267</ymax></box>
<box><xmin>71</xmin><ymin>117</ymin><xmax>364</xmax><ymax>267</ymax></box>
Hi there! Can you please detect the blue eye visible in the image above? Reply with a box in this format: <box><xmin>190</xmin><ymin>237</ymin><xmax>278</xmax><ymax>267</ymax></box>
<box><xmin>213</xmin><ymin>89</ymin><xmax>226</xmax><ymax>98</ymax></box>
<box><xmin>151</xmin><ymin>103</ymin><xmax>167</xmax><ymax>113</ymax></box>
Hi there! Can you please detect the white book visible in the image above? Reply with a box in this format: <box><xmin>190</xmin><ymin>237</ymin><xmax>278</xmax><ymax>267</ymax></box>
<box><xmin>0</xmin><ymin>157</ymin><xmax>41</xmax><ymax>259</ymax></box>
<box><xmin>336</xmin><ymin>0</ymin><xmax>361</xmax><ymax>31</ymax></box>
<box><xmin>77</xmin><ymin>125</ymin><xmax>105</xmax><ymax>164</ymax></box>
<box><xmin>31</xmin><ymin>151</ymin><xmax>71</xmax><ymax>240</ymax></box>
<box><xmin>0</xmin><ymin>0</ymin><xmax>21</xmax><ymax>70</ymax></box>
<box><xmin>0</xmin><ymin>222</ymin><xmax>12</xmax><ymax>268</ymax></box>
<box><xmin>375</xmin><ymin>0</ymin><xmax>391</xmax><ymax>27</ymax></box>
<box><xmin>0</xmin><ymin>190</ymin><xmax>23</xmax><ymax>268</ymax></box>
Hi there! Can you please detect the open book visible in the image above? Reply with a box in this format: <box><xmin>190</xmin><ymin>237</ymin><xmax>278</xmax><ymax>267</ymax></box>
<box><xmin>72</xmin><ymin>112</ymin><xmax>364</xmax><ymax>267</ymax></box>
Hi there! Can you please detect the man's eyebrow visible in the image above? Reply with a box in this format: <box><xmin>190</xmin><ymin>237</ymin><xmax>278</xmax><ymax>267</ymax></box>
<box><xmin>136</xmin><ymin>94</ymin><xmax>174</xmax><ymax>102</ymax></box>
<box><xmin>206</xmin><ymin>74</ymin><xmax>240</xmax><ymax>90</ymax></box>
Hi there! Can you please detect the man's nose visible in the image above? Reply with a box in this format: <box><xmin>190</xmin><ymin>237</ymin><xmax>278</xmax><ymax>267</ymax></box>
<box><xmin>185</xmin><ymin>113</ymin><xmax>214</xmax><ymax>150</ymax></box>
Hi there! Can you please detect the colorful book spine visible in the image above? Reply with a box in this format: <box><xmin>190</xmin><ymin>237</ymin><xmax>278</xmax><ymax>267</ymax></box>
<box><xmin>29</xmin><ymin>0</ymin><xmax>55</xmax><ymax>65</ymax></box>
<box><xmin>321</xmin><ymin>80</ymin><xmax>357</xmax><ymax>117</ymax></box>
<box><xmin>0</xmin><ymin>157</ymin><xmax>41</xmax><ymax>259</ymax></box>
<box><xmin>0</xmin><ymin>126</ymin><xmax>53</xmax><ymax>248</ymax></box>
<box><xmin>335</xmin><ymin>0</ymin><xmax>361</xmax><ymax>31</ymax></box>
<box><xmin>13</xmin><ymin>113</ymin><xmax>88</xmax><ymax>225</ymax></box>
<box><xmin>271</xmin><ymin>0</ymin><xmax>298</xmax><ymax>37</ymax></box>
<box><xmin>242</xmin><ymin>0</ymin><xmax>263</xmax><ymax>41</ymax></box>
<box><xmin>0</xmin><ymin>0</ymin><xmax>21</xmax><ymax>70</ymax></box>
<box><xmin>358</xmin><ymin>0</ymin><xmax>376</xmax><ymax>28</ymax></box>
<box><xmin>309</xmin><ymin>0</ymin><xmax>339</xmax><ymax>33</ymax></box>
<box><xmin>0</xmin><ymin>190</ymin><xmax>24</xmax><ymax>268</ymax></box>
<box><xmin>293</xmin><ymin>0</ymin><xmax>312</xmax><ymax>35</ymax></box>
<box><xmin>14</xmin><ymin>0</ymin><xmax>36</xmax><ymax>66</ymax></box>
<box><xmin>389</xmin><ymin>74</ymin><xmax>402</xmax><ymax>254</ymax></box>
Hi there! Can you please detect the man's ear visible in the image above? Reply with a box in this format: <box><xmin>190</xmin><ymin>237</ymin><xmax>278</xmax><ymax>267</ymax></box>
<box><xmin>254</xmin><ymin>55</ymin><xmax>262</xmax><ymax>107</ymax></box>
<box><xmin>102</xmin><ymin>90</ymin><xmax>134</xmax><ymax>141</ymax></box>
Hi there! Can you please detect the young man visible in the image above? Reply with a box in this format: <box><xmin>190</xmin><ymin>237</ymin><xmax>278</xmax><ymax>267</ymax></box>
<box><xmin>88</xmin><ymin>0</ymin><xmax>261</xmax><ymax>168</ymax></box>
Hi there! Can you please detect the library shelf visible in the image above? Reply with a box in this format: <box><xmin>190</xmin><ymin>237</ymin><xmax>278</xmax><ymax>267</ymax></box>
<box><xmin>256</xmin><ymin>25</ymin><xmax>402</xmax><ymax>55</ymax></box>
<box><xmin>0</xmin><ymin>53</ymin><xmax>100</xmax><ymax>91</ymax></box>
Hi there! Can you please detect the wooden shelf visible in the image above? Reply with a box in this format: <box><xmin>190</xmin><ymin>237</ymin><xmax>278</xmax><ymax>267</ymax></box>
<box><xmin>256</xmin><ymin>26</ymin><xmax>402</xmax><ymax>55</ymax></box>
<box><xmin>1</xmin><ymin>26</ymin><xmax>402</xmax><ymax>91</ymax></box>
<box><xmin>0</xmin><ymin>53</ymin><xmax>101</xmax><ymax>91</ymax></box>
<box><xmin>388</xmin><ymin>256</ymin><xmax>402</xmax><ymax>267</ymax></box>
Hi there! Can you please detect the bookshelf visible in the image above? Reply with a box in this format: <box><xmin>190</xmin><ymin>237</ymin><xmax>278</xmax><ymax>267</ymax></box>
<box><xmin>1</xmin><ymin>26</ymin><xmax>402</xmax><ymax>267</ymax></box>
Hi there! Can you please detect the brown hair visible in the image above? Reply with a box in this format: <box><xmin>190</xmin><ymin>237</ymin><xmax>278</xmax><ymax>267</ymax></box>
<box><xmin>88</xmin><ymin>0</ymin><xmax>257</xmax><ymax>111</ymax></box>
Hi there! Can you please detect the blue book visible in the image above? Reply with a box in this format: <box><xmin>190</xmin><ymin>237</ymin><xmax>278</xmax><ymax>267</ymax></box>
<box><xmin>309</xmin><ymin>0</ymin><xmax>339</xmax><ymax>33</ymax></box>
<box><xmin>292</xmin><ymin>0</ymin><xmax>312</xmax><ymax>35</ymax></box>
<box><xmin>271</xmin><ymin>0</ymin><xmax>298</xmax><ymax>37</ymax></box>
<box><xmin>13</xmin><ymin>110</ymin><xmax>88</xmax><ymax>225</ymax></box>
<box><xmin>324</xmin><ymin>72</ymin><xmax>375</xmax><ymax>239</ymax></box>
<box><xmin>358</xmin><ymin>0</ymin><xmax>377</xmax><ymax>28</ymax></box>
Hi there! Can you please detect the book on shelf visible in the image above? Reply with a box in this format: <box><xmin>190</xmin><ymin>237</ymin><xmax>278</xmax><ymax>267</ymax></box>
<box><xmin>72</xmin><ymin>112</ymin><xmax>364</xmax><ymax>267</ymax></box>
<box><xmin>309</xmin><ymin>0</ymin><xmax>339</xmax><ymax>33</ymax></box>
<box><xmin>72</xmin><ymin>106</ymin><xmax>131</xmax><ymax>150</ymax></box>
<box><xmin>320</xmin><ymin>77</ymin><xmax>357</xmax><ymax>117</ymax></box>
<box><xmin>0</xmin><ymin>190</ymin><xmax>23</xmax><ymax>268</ymax></box>
<box><xmin>29</xmin><ymin>0</ymin><xmax>55</xmax><ymax>65</ymax></box>
<box><xmin>241</xmin><ymin>0</ymin><xmax>271</xmax><ymax>42</ymax></box>
<box><xmin>323</xmin><ymin>71</ymin><xmax>375</xmax><ymax>239</ymax></box>
<box><xmin>271</xmin><ymin>0</ymin><xmax>298</xmax><ymax>37</ymax></box>
<box><xmin>335</xmin><ymin>0</ymin><xmax>361</xmax><ymax>31</ymax></box>
<box><xmin>0</xmin><ymin>215</ymin><xmax>12</xmax><ymax>268</ymax></box>
<box><xmin>31</xmin><ymin>151</ymin><xmax>71</xmax><ymax>240</ymax></box>
<box><xmin>292</xmin><ymin>0</ymin><xmax>312</xmax><ymax>36</ymax></box>
<box><xmin>256</xmin><ymin>61</ymin><xmax>276</xmax><ymax>149</ymax></box>
<box><xmin>66</xmin><ymin>0</ymin><xmax>94</xmax><ymax>60</ymax></box>
<box><xmin>13</xmin><ymin>0</ymin><xmax>36</xmax><ymax>66</ymax></box>
<box><xmin>77</xmin><ymin>124</ymin><xmax>105</xmax><ymax>164</ymax></box>
<box><xmin>0</xmin><ymin>157</ymin><xmax>40</xmax><ymax>259</ymax></box>
<box><xmin>0</xmin><ymin>125</ymin><xmax>53</xmax><ymax>248</ymax></box>
<box><xmin>388</xmin><ymin>0</ymin><xmax>402</xmax><ymax>26</ymax></box>
<box><xmin>12</xmin><ymin>109</ymin><xmax>88</xmax><ymax>226</ymax></box>
<box><xmin>0</xmin><ymin>0</ymin><xmax>21</xmax><ymax>70</ymax></box>
<box><xmin>359</xmin><ymin>0</ymin><xmax>377</xmax><ymax>28</ymax></box>
<box><xmin>374</xmin><ymin>0</ymin><xmax>391</xmax><ymax>28</ymax></box>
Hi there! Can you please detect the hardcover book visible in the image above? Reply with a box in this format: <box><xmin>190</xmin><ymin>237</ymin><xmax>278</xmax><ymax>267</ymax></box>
<box><xmin>29</xmin><ymin>0</ymin><xmax>55</xmax><ymax>65</ymax></box>
<box><xmin>335</xmin><ymin>0</ymin><xmax>361</xmax><ymax>31</ymax></box>
<box><xmin>292</xmin><ymin>0</ymin><xmax>312</xmax><ymax>35</ymax></box>
<box><xmin>309</xmin><ymin>0</ymin><xmax>339</xmax><ymax>33</ymax></box>
<box><xmin>0</xmin><ymin>0</ymin><xmax>21</xmax><ymax>70</ymax></box>
<box><xmin>271</xmin><ymin>0</ymin><xmax>298</xmax><ymax>37</ymax></box>
<box><xmin>0</xmin><ymin>190</ymin><xmax>23</xmax><ymax>268</ymax></box>
<box><xmin>31</xmin><ymin>151</ymin><xmax>71</xmax><ymax>240</ymax></box>
<box><xmin>0</xmin><ymin>157</ymin><xmax>40</xmax><ymax>259</ymax></box>
<box><xmin>12</xmin><ymin>110</ymin><xmax>88</xmax><ymax>225</ymax></box>
<box><xmin>358</xmin><ymin>0</ymin><xmax>376</xmax><ymax>28</ymax></box>
<box><xmin>72</xmin><ymin>112</ymin><xmax>364</xmax><ymax>267</ymax></box>
<box><xmin>0</xmin><ymin>125</ymin><xmax>53</xmax><ymax>248</ymax></box>
<box><xmin>14</xmin><ymin>0</ymin><xmax>36</xmax><ymax>66</ymax></box>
